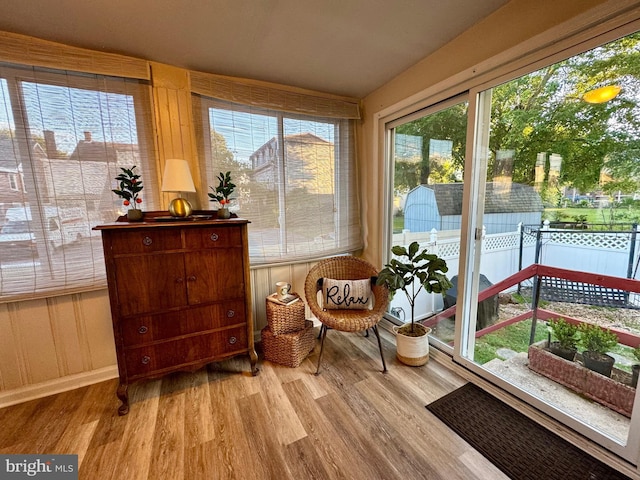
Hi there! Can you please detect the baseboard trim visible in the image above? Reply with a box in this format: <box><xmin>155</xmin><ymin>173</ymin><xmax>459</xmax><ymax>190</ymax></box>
<box><xmin>0</xmin><ymin>366</ymin><xmax>119</xmax><ymax>409</ymax></box>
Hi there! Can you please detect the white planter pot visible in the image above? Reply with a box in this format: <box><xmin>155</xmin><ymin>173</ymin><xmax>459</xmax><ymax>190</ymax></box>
<box><xmin>393</xmin><ymin>324</ymin><xmax>431</xmax><ymax>366</ymax></box>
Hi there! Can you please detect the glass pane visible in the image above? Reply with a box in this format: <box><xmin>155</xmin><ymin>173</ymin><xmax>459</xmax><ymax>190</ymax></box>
<box><xmin>464</xmin><ymin>32</ymin><xmax>640</xmax><ymax>449</ymax></box>
<box><xmin>203</xmin><ymin>100</ymin><xmax>361</xmax><ymax>263</ymax></box>
<box><xmin>0</xmin><ymin>66</ymin><xmax>157</xmax><ymax>299</ymax></box>
<box><xmin>388</xmin><ymin>101</ymin><xmax>468</xmax><ymax>350</ymax></box>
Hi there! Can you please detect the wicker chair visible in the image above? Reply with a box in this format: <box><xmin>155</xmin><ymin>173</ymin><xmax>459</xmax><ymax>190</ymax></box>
<box><xmin>304</xmin><ymin>256</ymin><xmax>389</xmax><ymax>375</ymax></box>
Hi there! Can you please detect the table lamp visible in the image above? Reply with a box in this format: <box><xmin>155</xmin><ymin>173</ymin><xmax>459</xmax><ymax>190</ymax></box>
<box><xmin>161</xmin><ymin>158</ymin><xmax>197</xmax><ymax>217</ymax></box>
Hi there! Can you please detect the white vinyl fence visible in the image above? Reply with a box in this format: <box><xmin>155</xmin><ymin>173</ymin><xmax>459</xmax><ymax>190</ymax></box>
<box><xmin>389</xmin><ymin>222</ymin><xmax>640</xmax><ymax>323</ymax></box>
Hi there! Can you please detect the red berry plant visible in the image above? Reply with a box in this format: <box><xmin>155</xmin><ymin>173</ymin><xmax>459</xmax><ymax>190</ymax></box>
<box><xmin>208</xmin><ymin>171</ymin><xmax>235</xmax><ymax>207</ymax></box>
<box><xmin>112</xmin><ymin>166</ymin><xmax>143</xmax><ymax>210</ymax></box>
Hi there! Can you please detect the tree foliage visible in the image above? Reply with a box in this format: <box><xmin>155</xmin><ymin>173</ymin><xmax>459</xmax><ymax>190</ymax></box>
<box><xmin>489</xmin><ymin>32</ymin><xmax>640</xmax><ymax>192</ymax></box>
<box><xmin>392</xmin><ymin>32</ymin><xmax>640</xmax><ymax>197</ymax></box>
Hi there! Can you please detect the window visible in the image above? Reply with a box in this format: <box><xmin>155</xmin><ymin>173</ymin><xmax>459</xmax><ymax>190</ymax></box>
<box><xmin>8</xmin><ymin>173</ymin><xmax>18</xmax><ymax>191</ymax></box>
<box><xmin>193</xmin><ymin>96</ymin><xmax>361</xmax><ymax>263</ymax></box>
<box><xmin>0</xmin><ymin>63</ymin><xmax>158</xmax><ymax>300</ymax></box>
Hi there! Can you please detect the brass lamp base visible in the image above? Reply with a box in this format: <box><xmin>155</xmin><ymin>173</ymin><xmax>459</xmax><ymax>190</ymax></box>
<box><xmin>168</xmin><ymin>197</ymin><xmax>192</xmax><ymax>217</ymax></box>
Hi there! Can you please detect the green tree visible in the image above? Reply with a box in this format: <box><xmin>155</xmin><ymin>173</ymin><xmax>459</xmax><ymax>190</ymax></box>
<box><xmin>208</xmin><ymin>129</ymin><xmax>253</xmax><ymax>210</ymax></box>
<box><xmin>394</xmin><ymin>102</ymin><xmax>467</xmax><ymax>191</ymax></box>
<box><xmin>489</xmin><ymin>32</ymin><xmax>640</xmax><ymax>193</ymax></box>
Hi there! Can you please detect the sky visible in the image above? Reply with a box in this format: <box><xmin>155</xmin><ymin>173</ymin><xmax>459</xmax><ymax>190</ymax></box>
<box><xmin>0</xmin><ymin>78</ymin><xmax>139</xmax><ymax>154</ymax></box>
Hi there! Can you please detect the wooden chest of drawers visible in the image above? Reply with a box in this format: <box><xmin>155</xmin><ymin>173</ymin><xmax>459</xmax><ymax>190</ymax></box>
<box><xmin>95</xmin><ymin>211</ymin><xmax>258</xmax><ymax>415</ymax></box>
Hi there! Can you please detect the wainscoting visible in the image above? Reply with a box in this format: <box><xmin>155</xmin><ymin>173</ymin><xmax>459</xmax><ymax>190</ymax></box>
<box><xmin>0</xmin><ymin>261</ymin><xmax>319</xmax><ymax>407</ymax></box>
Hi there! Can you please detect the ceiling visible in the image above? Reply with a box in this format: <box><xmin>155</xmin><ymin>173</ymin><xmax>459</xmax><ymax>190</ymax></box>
<box><xmin>0</xmin><ymin>0</ymin><xmax>510</xmax><ymax>98</ymax></box>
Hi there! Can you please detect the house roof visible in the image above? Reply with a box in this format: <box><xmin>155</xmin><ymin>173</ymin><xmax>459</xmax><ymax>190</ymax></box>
<box><xmin>424</xmin><ymin>182</ymin><xmax>544</xmax><ymax>215</ymax></box>
<box><xmin>68</xmin><ymin>139</ymin><xmax>139</xmax><ymax>163</ymax></box>
<box><xmin>0</xmin><ymin>136</ymin><xmax>47</xmax><ymax>171</ymax></box>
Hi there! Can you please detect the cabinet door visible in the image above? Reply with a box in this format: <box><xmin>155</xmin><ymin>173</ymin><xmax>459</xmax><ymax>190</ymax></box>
<box><xmin>184</xmin><ymin>248</ymin><xmax>245</xmax><ymax>304</ymax></box>
<box><xmin>115</xmin><ymin>253</ymin><xmax>187</xmax><ymax>316</ymax></box>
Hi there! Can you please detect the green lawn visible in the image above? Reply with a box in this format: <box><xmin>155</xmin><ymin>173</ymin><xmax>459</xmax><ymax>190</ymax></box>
<box><xmin>393</xmin><ymin>205</ymin><xmax>640</xmax><ymax>235</ymax></box>
<box><xmin>472</xmin><ymin>318</ymin><xmax>639</xmax><ymax>372</ymax></box>
<box><xmin>474</xmin><ymin>319</ymin><xmax>548</xmax><ymax>365</ymax></box>
<box><xmin>544</xmin><ymin>206</ymin><xmax>640</xmax><ymax>227</ymax></box>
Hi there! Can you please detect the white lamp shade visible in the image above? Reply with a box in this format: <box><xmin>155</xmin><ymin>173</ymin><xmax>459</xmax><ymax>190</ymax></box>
<box><xmin>161</xmin><ymin>158</ymin><xmax>196</xmax><ymax>192</ymax></box>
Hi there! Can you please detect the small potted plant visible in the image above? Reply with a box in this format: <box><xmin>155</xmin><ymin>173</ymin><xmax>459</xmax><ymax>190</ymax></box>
<box><xmin>376</xmin><ymin>241</ymin><xmax>452</xmax><ymax>366</ymax></box>
<box><xmin>208</xmin><ymin>171</ymin><xmax>235</xmax><ymax>219</ymax></box>
<box><xmin>578</xmin><ymin>323</ymin><xmax>618</xmax><ymax>377</ymax></box>
<box><xmin>632</xmin><ymin>346</ymin><xmax>640</xmax><ymax>388</ymax></box>
<box><xmin>547</xmin><ymin>317</ymin><xmax>579</xmax><ymax>361</ymax></box>
<box><xmin>112</xmin><ymin>166</ymin><xmax>144</xmax><ymax>221</ymax></box>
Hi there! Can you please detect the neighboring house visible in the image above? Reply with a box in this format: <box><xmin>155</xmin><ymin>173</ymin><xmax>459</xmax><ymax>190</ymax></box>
<box><xmin>2</xmin><ymin>130</ymin><xmax>142</xmax><ymax>227</ymax></box>
<box><xmin>404</xmin><ymin>182</ymin><xmax>544</xmax><ymax>234</ymax></box>
<box><xmin>0</xmin><ymin>136</ymin><xmax>36</xmax><ymax>218</ymax></box>
<box><xmin>250</xmin><ymin>133</ymin><xmax>334</xmax><ymax>194</ymax></box>
<box><xmin>68</xmin><ymin>131</ymin><xmax>140</xmax><ymax>165</ymax></box>
<box><xmin>37</xmin><ymin>131</ymin><xmax>143</xmax><ymax>224</ymax></box>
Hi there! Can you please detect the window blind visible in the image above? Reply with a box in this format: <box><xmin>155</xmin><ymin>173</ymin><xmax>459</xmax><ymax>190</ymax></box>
<box><xmin>193</xmin><ymin>95</ymin><xmax>363</xmax><ymax>264</ymax></box>
<box><xmin>190</xmin><ymin>70</ymin><xmax>360</xmax><ymax>119</ymax></box>
<box><xmin>0</xmin><ymin>62</ymin><xmax>158</xmax><ymax>301</ymax></box>
<box><xmin>0</xmin><ymin>31</ymin><xmax>150</xmax><ymax>80</ymax></box>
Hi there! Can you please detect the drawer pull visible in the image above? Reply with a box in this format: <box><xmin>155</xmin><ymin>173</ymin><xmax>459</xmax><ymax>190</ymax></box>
<box><xmin>227</xmin><ymin>310</ymin><xmax>235</xmax><ymax>318</ymax></box>
<box><xmin>142</xmin><ymin>236</ymin><xmax>153</xmax><ymax>246</ymax></box>
<box><xmin>176</xmin><ymin>277</ymin><xmax>184</xmax><ymax>284</ymax></box>
<box><xmin>141</xmin><ymin>355</ymin><xmax>151</xmax><ymax>365</ymax></box>
<box><xmin>138</xmin><ymin>326</ymin><xmax>148</xmax><ymax>334</ymax></box>
<box><xmin>228</xmin><ymin>336</ymin><xmax>237</xmax><ymax>345</ymax></box>
<box><xmin>210</xmin><ymin>233</ymin><xmax>219</xmax><ymax>242</ymax></box>
<box><xmin>187</xmin><ymin>275</ymin><xmax>197</xmax><ymax>282</ymax></box>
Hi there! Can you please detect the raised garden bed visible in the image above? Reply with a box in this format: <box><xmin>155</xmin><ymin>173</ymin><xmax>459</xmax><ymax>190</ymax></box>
<box><xmin>528</xmin><ymin>342</ymin><xmax>635</xmax><ymax>418</ymax></box>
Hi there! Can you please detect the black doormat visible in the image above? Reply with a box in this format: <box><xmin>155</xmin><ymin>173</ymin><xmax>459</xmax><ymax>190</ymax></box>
<box><xmin>426</xmin><ymin>383</ymin><xmax>632</xmax><ymax>480</ymax></box>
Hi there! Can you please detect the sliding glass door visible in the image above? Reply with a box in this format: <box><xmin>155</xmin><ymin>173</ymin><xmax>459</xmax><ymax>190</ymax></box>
<box><xmin>386</xmin><ymin>97</ymin><xmax>468</xmax><ymax>352</ymax></box>
<box><xmin>385</xmin><ymin>29</ymin><xmax>640</xmax><ymax>464</ymax></box>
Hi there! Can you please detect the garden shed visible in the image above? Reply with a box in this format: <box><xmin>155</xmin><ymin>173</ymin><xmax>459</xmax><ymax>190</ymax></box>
<box><xmin>404</xmin><ymin>182</ymin><xmax>544</xmax><ymax>234</ymax></box>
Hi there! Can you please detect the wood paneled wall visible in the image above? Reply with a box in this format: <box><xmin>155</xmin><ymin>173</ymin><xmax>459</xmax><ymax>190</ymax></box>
<box><xmin>0</xmin><ymin>38</ymin><xmax>331</xmax><ymax>407</ymax></box>
<box><xmin>0</xmin><ymin>262</ymin><xmax>318</xmax><ymax>407</ymax></box>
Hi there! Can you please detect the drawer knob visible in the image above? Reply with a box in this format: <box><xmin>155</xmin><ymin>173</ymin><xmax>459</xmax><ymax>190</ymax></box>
<box><xmin>227</xmin><ymin>310</ymin><xmax>235</xmax><ymax>318</ymax></box>
<box><xmin>187</xmin><ymin>275</ymin><xmax>197</xmax><ymax>282</ymax></box>
<box><xmin>176</xmin><ymin>277</ymin><xmax>184</xmax><ymax>284</ymax></box>
<box><xmin>142</xmin><ymin>236</ymin><xmax>153</xmax><ymax>246</ymax></box>
<box><xmin>228</xmin><ymin>336</ymin><xmax>237</xmax><ymax>345</ymax></box>
<box><xmin>141</xmin><ymin>355</ymin><xmax>151</xmax><ymax>365</ymax></box>
<box><xmin>210</xmin><ymin>233</ymin><xmax>219</xmax><ymax>242</ymax></box>
<box><xmin>138</xmin><ymin>326</ymin><xmax>148</xmax><ymax>334</ymax></box>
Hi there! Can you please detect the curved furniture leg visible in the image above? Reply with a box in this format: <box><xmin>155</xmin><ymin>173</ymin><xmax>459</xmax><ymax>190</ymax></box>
<box><xmin>372</xmin><ymin>325</ymin><xmax>388</xmax><ymax>373</ymax></box>
<box><xmin>117</xmin><ymin>383</ymin><xmax>129</xmax><ymax>416</ymax></box>
<box><xmin>249</xmin><ymin>348</ymin><xmax>260</xmax><ymax>376</ymax></box>
<box><xmin>315</xmin><ymin>324</ymin><xmax>328</xmax><ymax>376</ymax></box>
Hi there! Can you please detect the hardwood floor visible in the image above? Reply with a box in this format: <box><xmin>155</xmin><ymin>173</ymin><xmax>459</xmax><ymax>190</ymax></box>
<box><xmin>0</xmin><ymin>327</ymin><xmax>509</xmax><ymax>480</ymax></box>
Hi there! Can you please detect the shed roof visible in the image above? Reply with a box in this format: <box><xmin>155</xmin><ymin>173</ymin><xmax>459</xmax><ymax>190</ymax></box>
<box><xmin>416</xmin><ymin>182</ymin><xmax>543</xmax><ymax>216</ymax></box>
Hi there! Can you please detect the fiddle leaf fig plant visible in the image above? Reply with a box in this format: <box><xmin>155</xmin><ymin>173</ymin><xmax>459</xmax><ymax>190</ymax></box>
<box><xmin>376</xmin><ymin>241</ymin><xmax>452</xmax><ymax>334</ymax></box>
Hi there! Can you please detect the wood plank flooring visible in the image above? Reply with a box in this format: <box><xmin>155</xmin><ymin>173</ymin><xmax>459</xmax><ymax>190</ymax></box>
<box><xmin>0</xmin><ymin>328</ymin><xmax>509</xmax><ymax>480</ymax></box>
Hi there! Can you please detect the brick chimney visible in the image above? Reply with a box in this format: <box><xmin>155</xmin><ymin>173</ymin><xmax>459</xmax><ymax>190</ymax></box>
<box><xmin>43</xmin><ymin>130</ymin><xmax>58</xmax><ymax>159</ymax></box>
<box><xmin>84</xmin><ymin>131</ymin><xmax>92</xmax><ymax>142</ymax></box>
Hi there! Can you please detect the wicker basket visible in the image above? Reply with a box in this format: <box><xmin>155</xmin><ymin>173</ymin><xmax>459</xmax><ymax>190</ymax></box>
<box><xmin>266</xmin><ymin>294</ymin><xmax>306</xmax><ymax>335</ymax></box>
<box><xmin>261</xmin><ymin>320</ymin><xmax>316</xmax><ymax>367</ymax></box>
